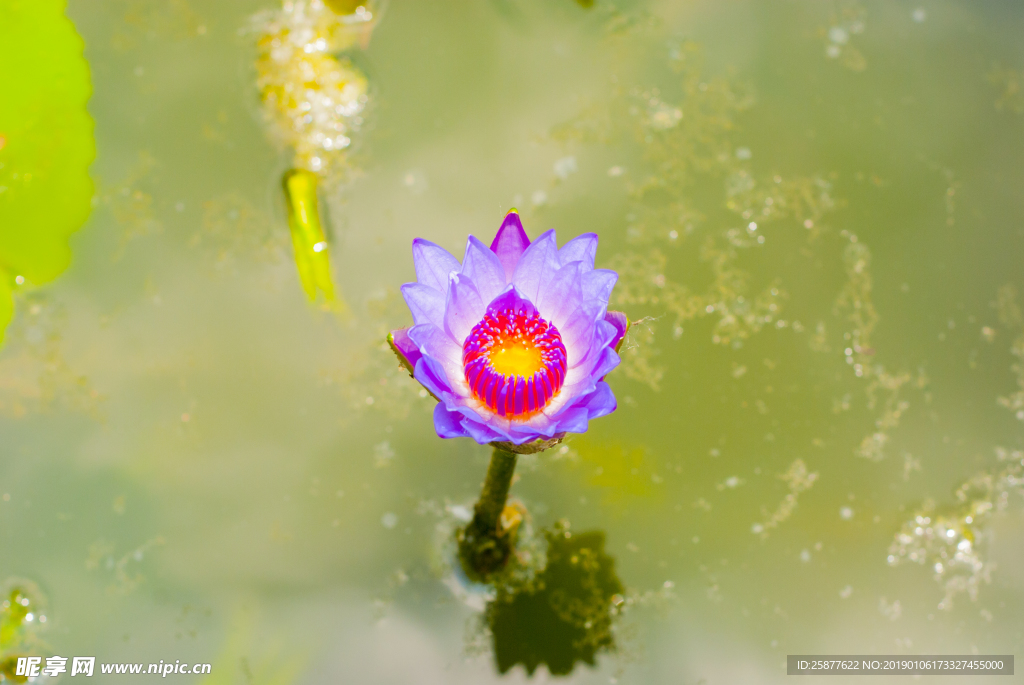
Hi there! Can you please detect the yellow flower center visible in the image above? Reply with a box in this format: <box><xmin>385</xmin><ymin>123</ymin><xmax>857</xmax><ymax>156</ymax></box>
<box><xmin>488</xmin><ymin>340</ymin><xmax>545</xmax><ymax>378</ymax></box>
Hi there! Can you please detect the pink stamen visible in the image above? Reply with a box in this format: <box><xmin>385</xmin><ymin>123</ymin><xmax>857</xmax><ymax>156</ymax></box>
<box><xmin>463</xmin><ymin>305</ymin><xmax>567</xmax><ymax>419</ymax></box>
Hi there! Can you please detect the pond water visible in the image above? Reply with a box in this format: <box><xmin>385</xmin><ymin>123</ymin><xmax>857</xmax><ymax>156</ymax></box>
<box><xmin>1</xmin><ymin>0</ymin><xmax>1023</xmax><ymax>683</ymax></box>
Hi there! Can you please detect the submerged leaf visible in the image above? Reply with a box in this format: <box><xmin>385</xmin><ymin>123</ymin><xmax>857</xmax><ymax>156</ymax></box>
<box><xmin>0</xmin><ymin>0</ymin><xmax>95</xmax><ymax>344</ymax></box>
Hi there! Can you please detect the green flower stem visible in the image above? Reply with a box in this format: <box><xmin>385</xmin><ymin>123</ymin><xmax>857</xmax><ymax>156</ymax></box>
<box><xmin>472</xmin><ymin>446</ymin><xmax>519</xmax><ymax>536</ymax></box>
<box><xmin>458</xmin><ymin>446</ymin><xmax>519</xmax><ymax>581</ymax></box>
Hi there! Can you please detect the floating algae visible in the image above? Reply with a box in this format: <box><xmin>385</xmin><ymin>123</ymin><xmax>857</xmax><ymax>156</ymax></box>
<box><xmin>833</xmin><ymin>238</ymin><xmax>929</xmax><ymax>459</ymax></box>
<box><xmin>751</xmin><ymin>459</ymin><xmax>819</xmax><ymax>539</ymax></box>
<box><xmin>888</xmin><ymin>448</ymin><xmax>1024</xmax><ymax>610</ymax></box>
<box><xmin>835</xmin><ymin>239</ymin><xmax>921</xmax><ymax>453</ymax></box>
<box><xmin>833</xmin><ymin>241</ymin><xmax>877</xmax><ymax>368</ymax></box>
<box><xmin>724</xmin><ymin>172</ymin><xmax>837</xmax><ymax>236</ymax></box>
<box><xmin>855</xmin><ymin>369</ymin><xmax>913</xmax><ymax>461</ymax></box>
<box><xmin>607</xmin><ymin>240</ymin><xmax>785</xmax><ymax>357</ymax></box>
<box><xmin>108</xmin><ymin>0</ymin><xmax>207</xmax><ymax>50</ymax></box>
<box><xmin>887</xmin><ymin>285</ymin><xmax>1024</xmax><ymax>608</ymax></box>
<box><xmin>629</xmin><ymin>41</ymin><xmax>755</xmax><ymax>189</ymax></box>
<box><xmin>251</xmin><ymin>0</ymin><xmax>381</xmax><ymax>306</ymax></box>
<box><xmin>547</xmin><ymin>22</ymin><xmax>938</xmax><ymax>483</ymax></box>
<box><xmin>85</xmin><ymin>537</ymin><xmax>165</xmax><ymax>595</ymax></box>
<box><xmin>190</xmin><ymin>193</ymin><xmax>289</xmax><ymax>274</ymax></box>
<box><xmin>0</xmin><ymin>294</ymin><xmax>100</xmax><ymax>419</ymax></box>
<box><xmin>252</xmin><ymin>0</ymin><xmax>375</xmax><ymax>179</ymax></box>
<box><xmin>97</xmin><ymin>151</ymin><xmax>162</xmax><ymax>259</ymax></box>
<box><xmin>550</xmin><ymin>40</ymin><xmax>794</xmax><ymax>386</ymax></box>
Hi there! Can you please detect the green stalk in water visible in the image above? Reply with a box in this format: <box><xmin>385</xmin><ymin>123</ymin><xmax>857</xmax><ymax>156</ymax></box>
<box><xmin>458</xmin><ymin>445</ymin><xmax>520</xmax><ymax>582</ymax></box>
<box><xmin>455</xmin><ymin>436</ymin><xmax>564</xmax><ymax>581</ymax></box>
<box><xmin>281</xmin><ymin>169</ymin><xmax>347</xmax><ymax>313</ymax></box>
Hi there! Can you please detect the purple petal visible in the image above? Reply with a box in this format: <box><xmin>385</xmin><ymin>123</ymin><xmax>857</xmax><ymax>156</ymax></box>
<box><xmin>577</xmin><ymin>381</ymin><xmax>617</xmax><ymax>419</ymax></box>
<box><xmin>502</xmin><ymin>422</ymin><xmax>554</xmax><ymax>445</ymax></box>
<box><xmin>591</xmin><ymin>345</ymin><xmax>621</xmax><ymax>381</ymax></box>
<box><xmin>485</xmin><ymin>285</ymin><xmax>537</xmax><ymax>318</ymax></box>
<box><xmin>401</xmin><ymin>283</ymin><xmax>446</xmax><ymax>327</ymax></box>
<box><xmin>506</xmin><ymin>413</ymin><xmax>561</xmax><ymax>441</ymax></box>
<box><xmin>387</xmin><ymin>328</ymin><xmax>421</xmax><ymax>375</ymax></box>
<box><xmin>558</xmin><ymin>233</ymin><xmax>598</xmax><ymax>270</ymax></box>
<box><xmin>413</xmin><ymin>355</ymin><xmax>454</xmax><ymax>398</ymax></box>
<box><xmin>554</xmin><ymin>350</ymin><xmax>616</xmax><ymax>415</ymax></box>
<box><xmin>581</xmin><ymin>269</ymin><xmax>618</xmax><ymax>305</ymax></box>
<box><xmin>457</xmin><ymin>408</ymin><xmax>508</xmax><ymax>443</ymax></box>
<box><xmin>604</xmin><ymin>311</ymin><xmax>629</xmax><ymax>352</ymax></box>
<box><xmin>536</xmin><ymin>261</ymin><xmax>583</xmax><ymax>328</ymax></box>
<box><xmin>434</xmin><ymin>403</ymin><xmax>507</xmax><ymax>443</ymax></box>
<box><xmin>431</xmin><ymin>373</ymin><xmax>620</xmax><ymax>443</ymax></box>
<box><xmin>412</xmin><ymin>238</ymin><xmax>461</xmax><ymax>294</ymax></box>
<box><xmin>489</xmin><ymin>210</ymin><xmax>531</xmax><ymax>282</ymax></box>
<box><xmin>594</xmin><ymin>317</ymin><xmax>618</xmax><ymax>349</ymax></box>
<box><xmin>565</xmin><ymin>319</ymin><xmax>619</xmax><ymax>373</ymax></box>
<box><xmin>559</xmin><ymin>301</ymin><xmax>603</xmax><ymax>364</ymax></box>
<box><xmin>443</xmin><ymin>273</ymin><xmax>485</xmax><ymax>344</ymax></box>
<box><xmin>511</xmin><ymin>229</ymin><xmax>559</xmax><ymax>303</ymax></box>
<box><xmin>461</xmin><ymin>235</ymin><xmax>508</xmax><ymax>305</ymax></box>
<box><xmin>549</xmin><ymin>406</ymin><xmax>589</xmax><ymax>434</ymax></box>
<box><xmin>408</xmin><ymin>323</ymin><xmax>464</xmax><ymax>387</ymax></box>
<box><xmin>433</xmin><ymin>403</ymin><xmax>473</xmax><ymax>439</ymax></box>
<box><xmin>522</xmin><ymin>381</ymin><xmax>617</xmax><ymax>442</ymax></box>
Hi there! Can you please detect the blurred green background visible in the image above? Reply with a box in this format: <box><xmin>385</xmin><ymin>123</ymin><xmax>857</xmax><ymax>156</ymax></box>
<box><xmin>0</xmin><ymin>0</ymin><xmax>1022</xmax><ymax>682</ymax></box>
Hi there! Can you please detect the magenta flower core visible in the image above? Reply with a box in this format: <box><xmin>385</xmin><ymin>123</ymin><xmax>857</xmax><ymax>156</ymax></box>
<box><xmin>463</xmin><ymin>298</ymin><xmax>567</xmax><ymax>418</ymax></box>
<box><xmin>388</xmin><ymin>210</ymin><xmax>629</xmax><ymax>445</ymax></box>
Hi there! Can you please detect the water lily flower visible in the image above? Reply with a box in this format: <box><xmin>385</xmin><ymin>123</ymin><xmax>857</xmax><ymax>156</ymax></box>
<box><xmin>389</xmin><ymin>210</ymin><xmax>628</xmax><ymax>446</ymax></box>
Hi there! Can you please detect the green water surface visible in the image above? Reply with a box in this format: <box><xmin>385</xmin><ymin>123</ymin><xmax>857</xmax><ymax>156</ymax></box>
<box><xmin>1</xmin><ymin>1</ymin><xmax>1022</xmax><ymax>683</ymax></box>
